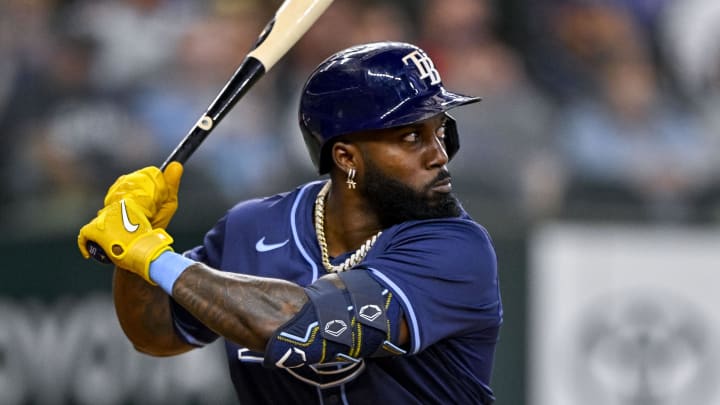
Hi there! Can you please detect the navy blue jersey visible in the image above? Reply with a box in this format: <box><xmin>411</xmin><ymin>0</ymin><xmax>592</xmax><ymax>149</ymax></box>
<box><xmin>171</xmin><ymin>181</ymin><xmax>502</xmax><ymax>404</ymax></box>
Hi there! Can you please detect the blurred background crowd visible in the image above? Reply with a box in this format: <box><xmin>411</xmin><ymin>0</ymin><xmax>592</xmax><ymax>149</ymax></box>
<box><xmin>1</xmin><ymin>0</ymin><xmax>720</xmax><ymax>404</ymax></box>
<box><xmin>2</xmin><ymin>0</ymin><xmax>720</xmax><ymax>239</ymax></box>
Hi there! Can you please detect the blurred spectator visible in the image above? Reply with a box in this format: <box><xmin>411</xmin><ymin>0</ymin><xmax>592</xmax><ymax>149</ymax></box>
<box><xmin>557</xmin><ymin>50</ymin><xmax>716</xmax><ymax>222</ymax></box>
<box><xmin>622</xmin><ymin>0</ymin><xmax>673</xmax><ymax>33</ymax></box>
<box><xmin>0</xmin><ymin>0</ymin><xmax>56</xmax><ymax>68</ymax></box>
<box><xmin>563</xmin><ymin>2</ymin><xmax>641</xmax><ymax>100</ymax></box>
<box><xmin>0</xmin><ymin>0</ymin><xmax>58</xmax><ymax>207</ymax></box>
<box><xmin>70</xmin><ymin>0</ymin><xmax>200</xmax><ymax>94</ymax></box>
<box><xmin>418</xmin><ymin>0</ymin><xmax>496</xmax><ymax>71</ymax></box>
<box><xmin>523</xmin><ymin>0</ymin><xmax>672</xmax><ymax>103</ymax></box>
<box><xmin>350</xmin><ymin>2</ymin><xmax>414</xmax><ymax>45</ymax></box>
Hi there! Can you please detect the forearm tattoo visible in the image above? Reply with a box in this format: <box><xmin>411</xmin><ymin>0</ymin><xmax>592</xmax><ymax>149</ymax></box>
<box><xmin>113</xmin><ymin>269</ymin><xmax>190</xmax><ymax>354</ymax></box>
<box><xmin>139</xmin><ymin>285</ymin><xmax>175</xmax><ymax>335</ymax></box>
<box><xmin>172</xmin><ymin>263</ymin><xmax>309</xmax><ymax>352</ymax></box>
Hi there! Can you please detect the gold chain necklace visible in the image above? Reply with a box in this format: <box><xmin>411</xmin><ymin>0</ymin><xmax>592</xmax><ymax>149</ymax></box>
<box><xmin>314</xmin><ymin>181</ymin><xmax>382</xmax><ymax>273</ymax></box>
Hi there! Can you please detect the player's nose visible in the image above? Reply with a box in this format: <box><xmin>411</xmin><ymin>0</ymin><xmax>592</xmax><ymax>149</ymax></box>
<box><xmin>426</xmin><ymin>133</ymin><xmax>449</xmax><ymax>168</ymax></box>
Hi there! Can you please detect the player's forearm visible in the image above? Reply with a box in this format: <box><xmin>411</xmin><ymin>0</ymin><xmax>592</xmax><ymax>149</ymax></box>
<box><xmin>171</xmin><ymin>262</ymin><xmax>308</xmax><ymax>352</ymax></box>
<box><xmin>112</xmin><ymin>268</ymin><xmax>194</xmax><ymax>356</ymax></box>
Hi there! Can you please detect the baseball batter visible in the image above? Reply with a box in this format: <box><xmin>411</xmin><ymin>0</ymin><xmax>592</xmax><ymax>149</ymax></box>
<box><xmin>78</xmin><ymin>42</ymin><xmax>503</xmax><ymax>404</ymax></box>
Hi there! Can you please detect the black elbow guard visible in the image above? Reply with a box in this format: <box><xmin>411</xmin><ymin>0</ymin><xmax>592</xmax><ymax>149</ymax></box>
<box><xmin>264</xmin><ymin>270</ymin><xmax>406</xmax><ymax>369</ymax></box>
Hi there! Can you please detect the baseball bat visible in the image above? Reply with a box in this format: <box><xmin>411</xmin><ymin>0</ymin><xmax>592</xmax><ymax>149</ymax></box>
<box><xmin>86</xmin><ymin>0</ymin><xmax>334</xmax><ymax>264</ymax></box>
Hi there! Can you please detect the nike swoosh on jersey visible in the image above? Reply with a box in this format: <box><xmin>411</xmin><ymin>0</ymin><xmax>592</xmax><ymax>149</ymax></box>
<box><xmin>120</xmin><ymin>200</ymin><xmax>139</xmax><ymax>233</ymax></box>
<box><xmin>255</xmin><ymin>237</ymin><xmax>289</xmax><ymax>252</ymax></box>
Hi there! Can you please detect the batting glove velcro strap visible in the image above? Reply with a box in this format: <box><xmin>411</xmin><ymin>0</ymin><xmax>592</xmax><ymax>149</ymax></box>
<box><xmin>111</xmin><ymin>229</ymin><xmax>174</xmax><ymax>285</ymax></box>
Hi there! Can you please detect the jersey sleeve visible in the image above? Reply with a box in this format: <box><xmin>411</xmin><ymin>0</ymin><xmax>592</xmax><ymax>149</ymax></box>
<box><xmin>360</xmin><ymin>219</ymin><xmax>502</xmax><ymax>354</ymax></box>
<box><xmin>166</xmin><ymin>213</ymin><xmax>230</xmax><ymax>346</ymax></box>
<box><xmin>183</xmin><ymin>212</ymin><xmax>228</xmax><ymax>269</ymax></box>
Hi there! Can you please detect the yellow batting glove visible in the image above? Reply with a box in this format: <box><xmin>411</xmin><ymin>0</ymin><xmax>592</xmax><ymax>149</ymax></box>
<box><xmin>103</xmin><ymin>162</ymin><xmax>184</xmax><ymax>229</ymax></box>
<box><xmin>154</xmin><ymin>162</ymin><xmax>183</xmax><ymax>229</ymax></box>
<box><xmin>78</xmin><ymin>199</ymin><xmax>173</xmax><ymax>284</ymax></box>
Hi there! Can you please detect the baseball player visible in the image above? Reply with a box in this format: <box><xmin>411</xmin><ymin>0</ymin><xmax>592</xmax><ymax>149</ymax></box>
<box><xmin>78</xmin><ymin>42</ymin><xmax>503</xmax><ymax>404</ymax></box>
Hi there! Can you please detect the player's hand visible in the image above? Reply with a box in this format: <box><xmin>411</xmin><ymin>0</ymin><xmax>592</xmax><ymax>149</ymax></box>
<box><xmin>78</xmin><ymin>199</ymin><xmax>174</xmax><ymax>284</ymax></box>
<box><xmin>103</xmin><ymin>162</ymin><xmax>184</xmax><ymax>229</ymax></box>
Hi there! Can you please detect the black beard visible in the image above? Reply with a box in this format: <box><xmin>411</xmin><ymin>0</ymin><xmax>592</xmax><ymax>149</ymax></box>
<box><xmin>361</xmin><ymin>159</ymin><xmax>462</xmax><ymax>228</ymax></box>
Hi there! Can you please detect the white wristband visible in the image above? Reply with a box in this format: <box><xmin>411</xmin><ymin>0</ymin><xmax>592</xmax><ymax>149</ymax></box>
<box><xmin>149</xmin><ymin>251</ymin><xmax>196</xmax><ymax>294</ymax></box>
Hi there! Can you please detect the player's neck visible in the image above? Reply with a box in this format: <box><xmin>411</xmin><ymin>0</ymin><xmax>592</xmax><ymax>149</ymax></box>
<box><xmin>322</xmin><ymin>183</ymin><xmax>383</xmax><ymax>258</ymax></box>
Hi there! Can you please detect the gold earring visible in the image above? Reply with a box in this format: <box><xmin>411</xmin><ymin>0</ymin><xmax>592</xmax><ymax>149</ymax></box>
<box><xmin>346</xmin><ymin>168</ymin><xmax>357</xmax><ymax>189</ymax></box>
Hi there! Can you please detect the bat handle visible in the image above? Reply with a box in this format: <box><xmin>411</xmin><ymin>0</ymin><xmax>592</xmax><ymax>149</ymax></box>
<box><xmin>86</xmin><ymin>241</ymin><xmax>113</xmax><ymax>264</ymax></box>
<box><xmin>159</xmin><ymin>123</ymin><xmax>210</xmax><ymax>171</ymax></box>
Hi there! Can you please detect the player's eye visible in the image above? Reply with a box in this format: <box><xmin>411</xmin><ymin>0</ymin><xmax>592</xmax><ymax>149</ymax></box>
<box><xmin>435</xmin><ymin>125</ymin><xmax>446</xmax><ymax>140</ymax></box>
<box><xmin>402</xmin><ymin>132</ymin><xmax>420</xmax><ymax>143</ymax></box>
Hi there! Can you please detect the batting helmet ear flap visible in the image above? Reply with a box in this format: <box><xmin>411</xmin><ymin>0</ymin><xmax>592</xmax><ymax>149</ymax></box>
<box><xmin>444</xmin><ymin>113</ymin><xmax>460</xmax><ymax>161</ymax></box>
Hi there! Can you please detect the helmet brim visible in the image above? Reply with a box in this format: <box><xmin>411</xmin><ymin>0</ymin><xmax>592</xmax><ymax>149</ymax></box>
<box><xmin>380</xmin><ymin>87</ymin><xmax>482</xmax><ymax>129</ymax></box>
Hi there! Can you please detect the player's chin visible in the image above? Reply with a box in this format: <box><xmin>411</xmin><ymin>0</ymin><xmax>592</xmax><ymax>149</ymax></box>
<box><xmin>424</xmin><ymin>192</ymin><xmax>461</xmax><ymax>218</ymax></box>
<box><xmin>425</xmin><ymin>188</ymin><xmax>455</xmax><ymax>207</ymax></box>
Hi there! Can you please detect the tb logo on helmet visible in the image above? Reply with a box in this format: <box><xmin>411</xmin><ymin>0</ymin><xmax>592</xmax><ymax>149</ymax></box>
<box><xmin>402</xmin><ymin>50</ymin><xmax>442</xmax><ymax>85</ymax></box>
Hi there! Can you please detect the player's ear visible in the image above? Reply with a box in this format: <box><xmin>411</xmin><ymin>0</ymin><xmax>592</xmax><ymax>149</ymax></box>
<box><xmin>330</xmin><ymin>140</ymin><xmax>360</xmax><ymax>174</ymax></box>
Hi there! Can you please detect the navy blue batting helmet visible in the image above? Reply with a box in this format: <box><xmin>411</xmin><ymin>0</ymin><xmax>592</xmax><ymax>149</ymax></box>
<box><xmin>299</xmin><ymin>42</ymin><xmax>481</xmax><ymax>174</ymax></box>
